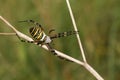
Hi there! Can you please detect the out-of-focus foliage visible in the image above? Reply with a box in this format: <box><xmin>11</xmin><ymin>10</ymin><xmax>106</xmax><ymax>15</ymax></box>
<box><xmin>0</xmin><ymin>0</ymin><xmax>120</xmax><ymax>80</ymax></box>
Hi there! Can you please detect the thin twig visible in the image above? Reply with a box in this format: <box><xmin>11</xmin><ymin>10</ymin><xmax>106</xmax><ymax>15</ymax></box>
<box><xmin>65</xmin><ymin>0</ymin><xmax>104</xmax><ymax>80</ymax></box>
<box><xmin>0</xmin><ymin>16</ymin><xmax>18</xmax><ymax>32</ymax></box>
<box><xmin>0</xmin><ymin>33</ymin><xmax>16</xmax><ymax>36</ymax></box>
<box><xmin>42</xmin><ymin>45</ymin><xmax>84</xmax><ymax>65</ymax></box>
<box><xmin>66</xmin><ymin>0</ymin><xmax>87</xmax><ymax>63</ymax></box>
<box><xmin>83</xmin><ymin>63</ymin><xmax>104</xmax><ymax>80</ymax></box>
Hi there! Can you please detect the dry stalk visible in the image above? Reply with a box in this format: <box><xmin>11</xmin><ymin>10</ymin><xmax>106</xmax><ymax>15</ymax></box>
<box><xmin>65</xmin><ymin>0</ymin><xmax>104</xmax><ymax>80</ymax></box>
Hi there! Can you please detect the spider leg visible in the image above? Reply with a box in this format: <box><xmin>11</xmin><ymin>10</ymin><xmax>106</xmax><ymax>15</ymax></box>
<box><xmin>49</xmin><ymin>29</ymin><xmax>55</xmax><ymax>35</ymax></box>
<box><xmin>16</xmin><ymin>34</ymin><xmax>35</xmax><ymax>43</ymax></box>
<box><xmin>50</xmin><ymin>31</ymin><xmax>79</xmax><ymax>39</ymax></box>
<box><xmin>17</xmin><ymin>34</ymin><xmax>44</xmax><ymax>46</ymax></box>
<box><xmin>46</xmin><ymin>43</ymin><xmax>72</xmax><ymax>62</ymax></box>
<box><xmin>19</xmin><ymin>20</ymin><xmax>42</xmax><ymax>28</ymax></box>
<box><xmin>48</xmin><ymin>29</ymin><xmax>55</xmax><ymax>41</ymax></box>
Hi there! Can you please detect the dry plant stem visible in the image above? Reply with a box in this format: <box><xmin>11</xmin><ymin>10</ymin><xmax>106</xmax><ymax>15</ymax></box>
<box><xmin>41</xmin><ymin>45</ymin><xmax>84</xmax><ymax>65</ymax></box>
<box><xmin>0</xmin><ymin>16</ymin><xmax>33</xmax><ymax>41</ymax></box>
<box><xmin>0</xmin><ymin>15</ymin><xmax>84</xmax><ymax>65</ymax></box>
<box><xmin>66</xmin><ymin>0</ymin><xmax>86</xmax><ymax>63</ymax></box>
<box><xmin>83</xmin><ymin>63</ymin><xmax>104</xmax><ymax>80</ymax></box>
<box><xmin>0</xmin><ymin>33</ymin><xmax>15</xmax><ymax>35</ymax></box>
<box><xmin>66</xmin><ymin>0</ymin><xmax>104</xmax><ymax>80</ymax></box>
<box><xmin>0</xmin><ymin>16</ymin><xmax>17</xmax><ymax>32</ymax></box>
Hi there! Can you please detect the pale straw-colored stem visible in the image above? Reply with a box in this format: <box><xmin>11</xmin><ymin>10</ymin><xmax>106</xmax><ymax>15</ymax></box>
<box><xmin>66</xmin><ymin>0</ymin><xmax>87</xmax><ymax>63</ymax></box>
<box><xmin>0</xmin><ymin>16</ymin><xmax>18</xmax><ymax>32</ymax></box>
<box><xmin>83</xmin><ymin>63</ymin><xmax>104</xmax><ymax>80</ymax></box>
<box><xmin>65</xmin><ymin>0</ymin><xmax>104</xmax><ymax>80</ymax></box>
<box><xmin>0</xmin><ymin>33</ymin><xmax>16</xmax><ymax>36</ymax></box>
<box><xmin>41</xmin><ymin>45</ymin><xmax>84</xmax><ymax>65</ymax></box>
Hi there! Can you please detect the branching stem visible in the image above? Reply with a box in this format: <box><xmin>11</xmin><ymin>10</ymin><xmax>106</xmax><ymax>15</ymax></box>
<box><xmin>0</xmin><ymin>1</ymin><xmax>104</xmax><ymax>78</ymax></box>
<box><xmin>66</xmin><ymin>0</ymin><xmax>86</xmax><ymax>63</ymax></box>
<box><xmin>65</xmin><ymin>0</ymin><xmax>104</xmax><ymax>80</ymax></box>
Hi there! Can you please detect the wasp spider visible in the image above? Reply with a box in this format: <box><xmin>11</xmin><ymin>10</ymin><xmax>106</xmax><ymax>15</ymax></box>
<box><xmin>17</xmin><ymin>20</ymin><xmax>78</xmax><ymax>62</ymax></box>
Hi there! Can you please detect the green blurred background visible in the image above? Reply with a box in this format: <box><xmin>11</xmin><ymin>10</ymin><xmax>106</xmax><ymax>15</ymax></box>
<box><xmin>0</xmin><ymin>0</ymin><xmax>120</xmax><ymax>80</ymax></box>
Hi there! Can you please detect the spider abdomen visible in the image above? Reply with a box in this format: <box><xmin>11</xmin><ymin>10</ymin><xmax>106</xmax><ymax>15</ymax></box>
<box><xmin>29</xmin><ymin>27</ymin><xmax>46</xmax><ymax>41</ymax></box>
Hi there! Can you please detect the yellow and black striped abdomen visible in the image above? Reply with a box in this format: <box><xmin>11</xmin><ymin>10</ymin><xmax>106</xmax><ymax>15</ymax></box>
<box><xmin>29</xmin><ymin>27</ymin><xmax>45</xmax><ymax>41</ymax></box>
